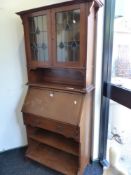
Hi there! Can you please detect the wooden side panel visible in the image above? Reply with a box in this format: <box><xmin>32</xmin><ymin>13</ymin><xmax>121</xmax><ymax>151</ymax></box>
<box><xmin>86</xmin><ymin>3</ymin><xmax>96</xmax><ymax>86</ymax></box>
<box><xmin>79</xmin><ymin>92</ymin><xmax>93</xmax><ymax>174</ymax></box>
<box><xmin>22</xmin><ymin>87</ymin><xmax>83</xmax><ymax>125</ymax></box>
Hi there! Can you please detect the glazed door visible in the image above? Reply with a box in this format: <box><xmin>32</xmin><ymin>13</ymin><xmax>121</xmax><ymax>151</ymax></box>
<box><xmin>24</xmin><ymin>10</ymin><xmax>52</xmax><ymax>68</ymax></box>
<box><xmin>51</xmin><ymin>4</ymin><xmax>87</xmax><ymax>68</ymax></box>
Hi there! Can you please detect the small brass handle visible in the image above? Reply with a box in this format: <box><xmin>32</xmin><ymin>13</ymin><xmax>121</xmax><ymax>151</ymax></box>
<box><xmin>74</xmin><ymin>100</ymin><xmax>77</xmax><ymax>105</ymax></box>
<box><xmin>49</xmin><ymin>92</ymin><xmax>54</xmax><ymax>97</ymax></box>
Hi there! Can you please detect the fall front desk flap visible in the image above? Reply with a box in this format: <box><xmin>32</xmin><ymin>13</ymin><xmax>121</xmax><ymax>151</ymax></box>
<box><xmin>22</xmin><ymin>87</ymin><xmax>84</xmax><ymax>126</ymax></box>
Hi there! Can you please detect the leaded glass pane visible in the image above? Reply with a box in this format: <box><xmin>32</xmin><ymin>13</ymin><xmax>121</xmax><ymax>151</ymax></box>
<box><xmin>29</xmin><ymin>15</ymin><xmax>48</xmax><ymax>61</ymax></box>
<box><xmin>56</xmin><ymin>9</ymin><xmax>80</xmax><ymax>62</ymax></box>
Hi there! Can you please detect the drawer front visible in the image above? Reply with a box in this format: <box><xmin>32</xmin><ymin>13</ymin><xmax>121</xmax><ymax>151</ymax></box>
<box><xmin>23</xmin><ymin>113</ymin><xmax>79</xmax><ymax>141</ymax></box>
<box><xmin>22</xmin><ymin>87</ymin><xmax>83</xmax><ymax>125</ymax></box>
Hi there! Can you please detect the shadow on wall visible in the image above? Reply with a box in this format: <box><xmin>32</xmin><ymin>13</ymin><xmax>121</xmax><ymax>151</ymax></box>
<box><xmin>15</xmin><ymin>35</ymin><xmax>28</xmax><ymax>147</ymax></box>
<box><xmin>13</xmin><ymin>12</ymin><xmax>29</xmax><ymax>149</ymax></box>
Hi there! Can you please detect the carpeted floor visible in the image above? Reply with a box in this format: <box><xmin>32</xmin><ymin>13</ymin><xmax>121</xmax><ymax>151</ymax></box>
<box><xmin>0</xmin><ymin>147</ymin><xmax>103</xmax><ymax>175</ymax></box>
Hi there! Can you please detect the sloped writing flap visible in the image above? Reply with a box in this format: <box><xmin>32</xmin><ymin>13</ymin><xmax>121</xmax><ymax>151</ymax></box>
<box><xmin>22</xmin><ymin>87</ymin><xmax>84</xmax><ymax>125</ymax></box>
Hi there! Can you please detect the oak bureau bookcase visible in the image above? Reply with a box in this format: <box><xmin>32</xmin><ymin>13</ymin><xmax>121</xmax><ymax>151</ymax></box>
<box><xmin>17</xmin><ymin>0</ymin><xmax>102</xmax><ymax>174</ymax></box>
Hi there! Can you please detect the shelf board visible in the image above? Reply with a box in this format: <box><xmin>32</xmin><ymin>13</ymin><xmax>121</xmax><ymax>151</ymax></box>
<box><xmin>28</xmin><ymin>83</ymin><xmax>95</xmax><ymax>94</ymax></box>
<box><xmin>26</xmin><ymin>142</ymin><xmax>78</xmax><ymax>175</ymax></box>
<box><xmin>29</xmin><ymin>129</ymin><xmax>79</xmax><ymax>156</ymax></box>
<box><xmin>28</xmin><ymin>83</ymin><xmax>87</xmax><ymax>94</ymax></box>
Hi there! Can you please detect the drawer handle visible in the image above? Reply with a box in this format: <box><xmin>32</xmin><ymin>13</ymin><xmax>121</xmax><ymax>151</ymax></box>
<box><xmin>74</xmin><ymin>100</ymin><xmax>77</xmax><ymax>105</ymax></box>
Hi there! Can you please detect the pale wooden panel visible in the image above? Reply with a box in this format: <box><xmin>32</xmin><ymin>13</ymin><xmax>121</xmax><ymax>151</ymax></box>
<box><xmin>86</xmin><ymin>2</ymin><xmax>95</xmax><ymax>86</ymax></box>
<box><xmin>79</xmin><ymin>92</ymin><xmax>93</xmax><ymax>174</ymax></box>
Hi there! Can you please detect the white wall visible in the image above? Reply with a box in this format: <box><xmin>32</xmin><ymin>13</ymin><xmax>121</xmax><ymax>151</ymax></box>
<box><xmin>0</xmin><ymin>10</ymin><xmax>28</xmax><ymax>151</ymax></box>
<box><xmin>0</xmin><ymin>0</ymin><xmax>104</xmax><ymax>159</ymax></box>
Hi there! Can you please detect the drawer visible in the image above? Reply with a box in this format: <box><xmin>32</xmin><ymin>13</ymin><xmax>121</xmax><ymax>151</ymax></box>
<box><xmin>23</xmin><ymin>113</ymin><xmax>79</xmax><ymax>141</ymax></box>
<box><xmin>22</xmin><ymin>87</ymin><xmax>83</xmax><ymax>125</ymax></box>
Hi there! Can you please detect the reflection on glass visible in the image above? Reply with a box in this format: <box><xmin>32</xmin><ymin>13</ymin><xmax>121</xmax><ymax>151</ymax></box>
<box><xmin>56</xmin><ymin>9</ymin><xmax>80</xmax><ymax>62</ymax></box>
<box><xmin>111</xmin><ymin>0</ymin><xmax>131</xmax><ymax>89</ymax></box>
<box><xmin>29</xmin><ymin>15</ymin><xmax>48</xmax><ymax>61</ymax></box>
<box><xmin>107</xmin><ymin>100</ymin><xmax>131</xmax><ymax>175</ymax></box>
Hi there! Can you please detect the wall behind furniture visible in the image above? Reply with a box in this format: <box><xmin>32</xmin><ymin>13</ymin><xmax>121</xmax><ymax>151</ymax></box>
<box><xmin>0</xmin><ymin>0</ymin><xmax>72</xmax><ymax>153</ymax></box>
<box><xmin>0</xmin><ymin>9</ymin><xmax>28</xmax><ymax>151</ymax></box>
<box><xmin>0</xmin><ymin>0</ymin><xmax>104</xmax><ymax>160</ymax></box>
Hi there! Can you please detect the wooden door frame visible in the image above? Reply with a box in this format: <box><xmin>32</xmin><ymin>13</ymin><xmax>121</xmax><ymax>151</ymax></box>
<box><xmin>22</xmin><ymin>10</ymin><xmax>52</xmax><ymax>69</ymax></box>
<box><xmin>51</xmin><ymin>4</ymin><xmax>87</xmax><ymax>68</ymax></box>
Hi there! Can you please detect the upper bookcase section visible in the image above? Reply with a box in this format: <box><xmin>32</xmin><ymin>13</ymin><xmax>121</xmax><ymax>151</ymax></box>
<box><xmin>17</xmin><ymin>0</ymin><xmax>102</xmax><ymax>70</ymax></box>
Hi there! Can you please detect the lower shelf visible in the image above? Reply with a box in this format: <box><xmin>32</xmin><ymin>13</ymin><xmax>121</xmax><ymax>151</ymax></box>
<box><xmin>29</xmin><ymin>128</ymin><xmax>79</xmax><ymax>156</ymax></box>
<box><xmin>26</xmin><ymin>142</ymin><xmax>79</xmax><ymax>175</ymax></box>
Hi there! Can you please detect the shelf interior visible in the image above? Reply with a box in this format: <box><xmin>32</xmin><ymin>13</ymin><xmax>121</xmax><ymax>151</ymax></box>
<box><xmin>26</xmin><ymin>141</ymin><xmax>79</xmax><ymax>175</ymax></box>
<box><xmin>29</xmin><ymin>128</ymin><xmax>79</xmax><ymax>156</ymax></box>
<box><xmin>28</xmin><ymin>68</ymin><xmax>85</xmax><ymax>89</ymax></box>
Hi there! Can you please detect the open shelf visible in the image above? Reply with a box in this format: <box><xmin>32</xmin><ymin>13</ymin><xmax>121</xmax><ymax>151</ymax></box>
<box><xmin>26</xmin><ymin>142</ymin><xmax>79</xmax><ymax>175</ymax></box>
<box><xmin>29</xmin><ymin>128</ymin><xmax>79</xmax><ymax>156</ymax></box>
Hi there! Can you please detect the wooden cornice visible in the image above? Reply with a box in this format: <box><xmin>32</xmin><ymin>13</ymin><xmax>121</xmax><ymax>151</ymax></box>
<box><xmin>16</xmin><ymin>0</ymin><xmax>103</xmax><ymax>16</ymax></box>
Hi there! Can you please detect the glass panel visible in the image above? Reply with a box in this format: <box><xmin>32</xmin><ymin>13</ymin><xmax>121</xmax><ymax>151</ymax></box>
<box><xmin>106</xmin><ymin>100</ymin><xmax>131</xmax><ymax>175</ymax></box>
<box><xmin>56</xmin><ymin>9</ymin><xmax>80</xmax><ymax>63</ymax></box>
<box><xmin>111</xmin><ymin>0</ymin><xmax>131</xmax><ymax>90</ymax></box>
<box><xmin>29</xmin><ymin>15</ymin><xmax>48</xmax><ymax>61</ymax></box>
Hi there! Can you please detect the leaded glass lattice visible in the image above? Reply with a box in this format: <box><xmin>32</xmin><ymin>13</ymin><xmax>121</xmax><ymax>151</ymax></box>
<box><xmin>29</xmin><ymin>15</ymin><xmax>48</xmax><ymax>61</ymax></box>
<box><xmin>56</xmin><ymin>9</ymin><xmax>80</xmax><ymax>62</ymax></box>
